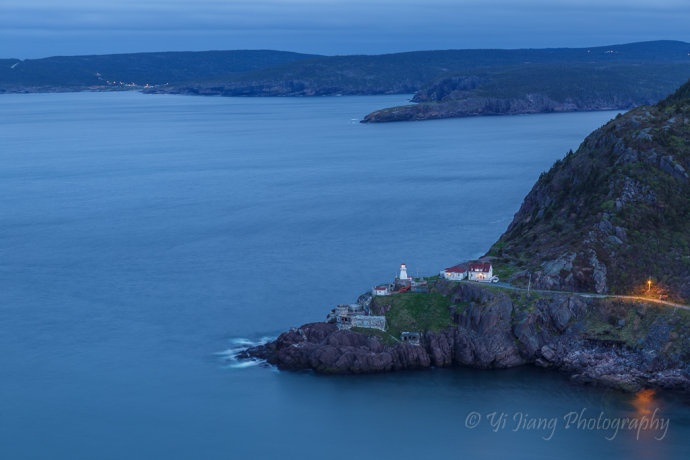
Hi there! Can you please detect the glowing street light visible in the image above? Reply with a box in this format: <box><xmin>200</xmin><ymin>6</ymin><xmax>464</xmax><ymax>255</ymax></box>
<box><xmin>647</xmin><ymin>279</ymin><xmax>652</xmax><ymax>293</ymax></box>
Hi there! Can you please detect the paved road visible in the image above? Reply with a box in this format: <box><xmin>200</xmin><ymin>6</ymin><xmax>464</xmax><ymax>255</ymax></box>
<box><xmin>474</xmin><ymin>280</ymin><xmax>690</xmax><ymax>312</ymax></box>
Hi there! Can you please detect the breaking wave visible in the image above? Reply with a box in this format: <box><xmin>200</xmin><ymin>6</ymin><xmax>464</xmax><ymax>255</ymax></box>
<box><xmin>216</xmin><ymin>336</ymin><xmax>274</xmax><ymax>369</ymax></box>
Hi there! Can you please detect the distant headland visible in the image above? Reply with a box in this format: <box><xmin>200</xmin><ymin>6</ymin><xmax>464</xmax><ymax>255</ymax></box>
<box><xmin>2</xmin><ymin>41</ymin><xmax>690</xmax><ymax>122</ymax></box>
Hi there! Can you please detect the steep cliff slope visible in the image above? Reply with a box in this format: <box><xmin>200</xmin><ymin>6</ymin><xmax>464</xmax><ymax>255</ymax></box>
<box><xmin>488</xmin><ymin>80</ymin><xmax>690</xmax><ymax>303</ymax></box>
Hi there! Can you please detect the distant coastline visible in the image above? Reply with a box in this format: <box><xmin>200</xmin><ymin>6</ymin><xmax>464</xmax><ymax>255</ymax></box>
<box><xmin>3</xmin><ymin>41</ymin><xmax>690</xmax><ymax>122</ymax></box>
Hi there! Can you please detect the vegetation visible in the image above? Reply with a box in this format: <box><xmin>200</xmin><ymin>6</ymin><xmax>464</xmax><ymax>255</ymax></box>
<box><xmin>0</xmin><ymin>50</ymin><xmax>318</xmax><ymax>90</ymax></box>
<box><xmin>488</xmin><ymin>78</ymin><xmax>690</xmax><ymax>303</ymax></box>
<box><xmin>362</xmin><ymin>60</ymin><xmax>690</xmax><ymax>121</ymax></box>
<box><xmin>2</xmin><ymin>41</ymin><xmax>690</xmax><ymax>110</ymax></box>
<box><xmin>581</xmin><ymin>300</ymin><xmax>690</xmax><ymax>361</ymax></box>
<box><xmin>371</xmin><ymin>292</ymin><xmax>453</xmax><ymax>339</ymax></box>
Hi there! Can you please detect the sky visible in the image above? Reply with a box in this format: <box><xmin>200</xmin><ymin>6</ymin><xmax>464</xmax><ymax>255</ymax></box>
<box><xmin>2</xmin><ymin>0</ymin><xmax>690</xmax><ymax>59</ymax></box>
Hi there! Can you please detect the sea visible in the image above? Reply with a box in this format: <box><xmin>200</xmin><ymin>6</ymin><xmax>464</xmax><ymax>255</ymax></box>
<box><xmin>1</xmin><ymin>92</ymin><xmax>689</xmax><ymax>460</ymax></box>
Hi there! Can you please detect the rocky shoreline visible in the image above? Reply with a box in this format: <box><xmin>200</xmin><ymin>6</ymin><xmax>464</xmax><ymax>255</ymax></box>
<box><xmin>241</xmin><ymin>281</ymin><xmax>690</xmax><ymax>393</ymax></box>
<box><xmin>360</xmin><ymin>96</ymin><xmax>631</xmax><ymax>123</ymax></box>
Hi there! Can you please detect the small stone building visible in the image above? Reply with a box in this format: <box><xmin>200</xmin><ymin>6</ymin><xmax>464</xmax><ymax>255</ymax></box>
<box><xmin>401</xmin><ymin>331</ymin><xmax>421</xmax><ymax>346</ymax></box>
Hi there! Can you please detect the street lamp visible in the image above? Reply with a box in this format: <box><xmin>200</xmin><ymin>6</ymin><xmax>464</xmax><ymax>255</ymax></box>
<box><xmin>647</xmin><ymin>279</ymin><xmax>652</xmax><ymax>293</ymax></box>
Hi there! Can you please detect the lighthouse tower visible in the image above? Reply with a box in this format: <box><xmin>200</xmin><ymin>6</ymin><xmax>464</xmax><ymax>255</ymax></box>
<box><xmin>399</xmin><ymin>263</ymin><xmax>410</xmax><ymax>281</ymax></box>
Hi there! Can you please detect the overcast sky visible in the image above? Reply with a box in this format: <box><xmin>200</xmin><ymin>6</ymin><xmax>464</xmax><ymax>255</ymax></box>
<box><xmin>2</xmin><ymin>0</ymin><xmax>690</xmax><ymax>59</ymax></box>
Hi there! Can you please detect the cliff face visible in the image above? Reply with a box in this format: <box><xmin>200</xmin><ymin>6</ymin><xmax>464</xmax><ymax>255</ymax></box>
<box><xmin>244</xmin><ymin>282</ymin><xmax>690</xmax><ymax>392</ymax></box>
<box><xmin>360</xmin><ymin>95</ymin><xmax>630</xmax><ymax>123</ymax></box>
<box><xmin>489</xmin><ymin>80</ymin><xmax>690</xmax><ymax>303</ymax></box>
<box><xmin>361</xmin><ymin>62</ymin><xmax>690</xmax><ymax>123</ymax></box>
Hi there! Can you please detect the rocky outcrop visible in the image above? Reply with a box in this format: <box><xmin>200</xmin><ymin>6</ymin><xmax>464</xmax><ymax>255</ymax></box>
<box><xmin>243</xmin><ymin>322</ymin><xmax>431</xmax><ymax>374</ymax></box>
<box><xmin>242</xmin><ymin>281</ymin><xmax>690</xmax><ymax>393</ymax></box>
<box><xmin>488</xmin><ymin>79</ymin><xmax>690</xmax><ymax>304</ymax></box>
<box><xmin>361</xmin><ymin>95</ymin><xmax>631</xmax><ymax>123</ymax></box>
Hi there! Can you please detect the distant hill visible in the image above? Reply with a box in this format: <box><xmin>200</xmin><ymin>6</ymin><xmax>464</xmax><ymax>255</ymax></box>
<box><xmin>0</xmin><ymin>50</ymin><xmax>319</xmax><ymax>91</ymax></box>
<box><xmin>361</xmin><ymin>41</ymin><xmax>690</xmax><ymax>122</ymax></box>
<box><xmin>3</xmin><ymin>41</ymin><xmax>690</xmax><ymax>121</ymax></box>
<box><xmin>146</xmin><ymin>40</ymin><xmax>690</xmax><ymax>98</ymax></box>
<box><xmin>361</xmin><ymin>62</ymin><xmax>690</xmax><ymax>122</ymax></box>
<box><xmin>488</xmin><ymin>78</ymin><xmax>690</xmax><ymax>303</ymax></box>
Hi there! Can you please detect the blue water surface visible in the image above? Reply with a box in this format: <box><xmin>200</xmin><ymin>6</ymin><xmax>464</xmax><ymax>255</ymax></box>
<box><xmin>1</xmin><ymin>93</ymin><xmax>688</xmax><ymax>459</ymax></box>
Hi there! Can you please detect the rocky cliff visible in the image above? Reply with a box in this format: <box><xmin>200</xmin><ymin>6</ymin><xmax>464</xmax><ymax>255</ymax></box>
<box><xmin>488</xmin><ymin>79</ymin><xmax>690</xmax><ymax>304</ymax></box>
<box><xmin>242</xmin><ymin>79</ymin><xmax>690</xmax><ymax>392</ymax></box>
<box><xmin>360</xmin><ymin>94</ymin><xmax>629</xmax><ymax>123</ymax></box>
<box><xmin>361</xmin><ymin>63</ymin><xmax>690</xmax><ymax>123</ymax></box>
<box><xmin>243</xmin><ymin>281</ymin><xmax>690</xmax><ymax>392</ymax></box>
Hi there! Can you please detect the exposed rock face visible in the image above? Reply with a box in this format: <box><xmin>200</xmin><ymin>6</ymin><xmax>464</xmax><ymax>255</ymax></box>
<box><xmin>244</xmin><ymin>322</ymin><xmax>430</xmax><ymax>374</ymax></box>
<box><xmin>243</xmin><ymin>282</ymin><xmax>690</xmax><ymax>392</ymax></box>
<box><xmin>361</xmin><ymin>95</ymin><xmax>634</xmax><ymax>123</ymax></box>
<box><xmin>359</xmin><ymin>63</ymin><xmax>685</xmax><ymax>123</ymax></box>
<box><xmin>488</xmin><ymin>79</ymin><xmax>690</xmax><ymax>303</ymax></box>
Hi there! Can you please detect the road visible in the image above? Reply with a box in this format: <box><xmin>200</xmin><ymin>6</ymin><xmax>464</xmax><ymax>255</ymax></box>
<box><xmin>478</xmin><ymin>281</ymin><xmax>690</xmax><ymax>312</ymax></box>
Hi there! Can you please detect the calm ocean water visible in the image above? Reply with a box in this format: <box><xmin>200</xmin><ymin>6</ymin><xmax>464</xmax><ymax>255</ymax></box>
<box><xmin>1</xmin><ymin>92</ymin><xmax>688</xmax><ymax>459</ymax></box>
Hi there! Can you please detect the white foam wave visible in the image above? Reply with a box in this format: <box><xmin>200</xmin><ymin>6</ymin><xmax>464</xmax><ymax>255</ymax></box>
<box><xmin>216</xmin><ymin>336</ymin><xmax>274</xmax><ymax>370</ymax></box>
<box><xmin>222</xmin><ymin>359</ymin><xmax>263</xmax><ymax>369</ymax></box>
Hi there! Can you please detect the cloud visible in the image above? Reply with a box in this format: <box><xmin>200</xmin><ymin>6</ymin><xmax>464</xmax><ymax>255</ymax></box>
<box><xmin>1</xmin><ymin>0</ymin><xmax>689</xmax><ymax>58</ymax></box>
<box><xmin>4</xmin><ymin>0</ymin><xmax>690</xmax><ymax>32</ymax></box>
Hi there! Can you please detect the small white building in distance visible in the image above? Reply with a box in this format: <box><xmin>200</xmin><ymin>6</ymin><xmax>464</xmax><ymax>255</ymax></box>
<box><xmin>441</xmin><ymin>264</ymin><xmax>467</xmax><ymax>281</ymax></box>
<box><xmin>372</xmin><ymin>285</ymin><xmax>391</xmax><ymax>296</ymax></box>
<box><xmin>398</xmin><ymin>263</ymin><xmax>411</xmax><ymax>281</ymax></box>
<box><xmin>468</xmin><ymin>262</ymin><xmax>493</xmax><ymax>282</ymax></box>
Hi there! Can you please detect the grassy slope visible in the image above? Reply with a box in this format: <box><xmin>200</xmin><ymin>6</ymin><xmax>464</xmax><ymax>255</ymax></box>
<box><xmin>3</xmin><ymin>41</ymin><xmax>690</xmax><ymax>98</ymax></box>
<box><xmin>371</xmin><ymin>292</ymin><xmax>453</xmax><ymax>339</ymax></box>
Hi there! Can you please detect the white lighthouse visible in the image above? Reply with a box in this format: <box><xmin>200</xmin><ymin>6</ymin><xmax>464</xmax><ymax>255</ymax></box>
<box><xmin>398</xmin><ymin>263</ymin><xmax>410</xmax><ymax>281</ymax></box>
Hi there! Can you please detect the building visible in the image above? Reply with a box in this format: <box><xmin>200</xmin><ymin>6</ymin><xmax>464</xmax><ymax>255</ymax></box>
<box><xmin>328</xmin><ymin>304</ymin><xmax>386</xmax><ymax>331</ymax></box>
<box><xmin>372</xmin><ymin>285</ymin><xmax>391</xmax><ymax>296</ymax></box>
<box><xmin>398</xmin><ymin>263</ymin><xmax>411</xmax><ymax>281</ymax></box>
<box><xmin>401</xmin><ymin>331</ymin><xmax>421</xmax><ymax>346</ymax></box>
<box><xmin>468</xmin><ymin>262</ymin><xmax>493</xmax><ymax>282</ymax></box>
<box><xmin>440</xmin><ymin>264</ymin><xmax>467</xmax><ymax>281</ymax></box>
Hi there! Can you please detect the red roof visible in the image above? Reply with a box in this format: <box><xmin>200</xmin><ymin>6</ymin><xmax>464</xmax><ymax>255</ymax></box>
<box><xmin>444</xmin><ymin>265</ymin><xmax>467</xmax><ymax>273</ymax></box>
<box><xmin>469</xmin><ymin>262</ymin><xmax>492</xmax><ymax>272</ymax></box>
<box><xmin>374</xmin><ymin>285</ymin><xmax>389</xmax><ymax>290</ymax></box>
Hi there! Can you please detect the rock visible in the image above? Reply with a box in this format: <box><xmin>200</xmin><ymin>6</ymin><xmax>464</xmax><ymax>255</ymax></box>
<box><xmin>513</xmin><ymin>313</ymin><xmax>541</xmax><ymax>358</ymax></box>
<box><xmin>392</xmin><ymin>344</ymin><xmax>432</xmax><ymax>370</ymax></box>
<box><xmin>425</xmin><ymin>329</ymin><xmax>455</xmax><ymax>367</ymax></box>
<box><xmin>589</xmin><ymin>251</ymin><xmax>608</xmax><ymax>294</ymax></box>
<box><xmin>242</xmin><ymin>282</ymin><xmax>690</xmax><ymax>393</ymax></box>
<box><xmin>547</xmin><ymin>298</ymin><xmax>573</xmax><ymax>332</ymax></box>
<box><xmin>541</xmin><ymin>345</ymin><xmax>556</xmax><ymax>362</ymax></box>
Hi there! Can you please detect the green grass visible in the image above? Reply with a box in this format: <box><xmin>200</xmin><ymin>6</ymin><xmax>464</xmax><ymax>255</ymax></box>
<box><xmin>582</xmin><ymin>300</ymin><xmax>690</xmax><ymax>354</ymax></box>
<box><xmin>373</xmin><ymin>292</ymin><xmax>453</xmax><ymax>339</ymax></box>
<box><xmin>492</xmin><ymin>263</ymin><xmax>520</xmax><ymax>281</ymax></box>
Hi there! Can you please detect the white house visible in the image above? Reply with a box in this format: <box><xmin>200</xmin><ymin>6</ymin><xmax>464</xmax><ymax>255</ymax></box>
<box><xmin>468</xmin><ymin>262</ymin><xmax>493</xmax><ymax>282</ymax></box>
<box><xmin>441</xmin><ymin>264</ymin><xmax>467</xmax><ymax>281</ymax></box>
<box><xmin>372</xmin><ymin>285</ymin><xmax>391</xmax><ymax>296</ymax></box>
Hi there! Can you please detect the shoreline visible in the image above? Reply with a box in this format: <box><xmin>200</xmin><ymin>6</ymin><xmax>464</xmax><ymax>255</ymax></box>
<box><xmin>240</xmin><ymin>280</ymin><xmax>690</xmax><ymax>394</ymax></box>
